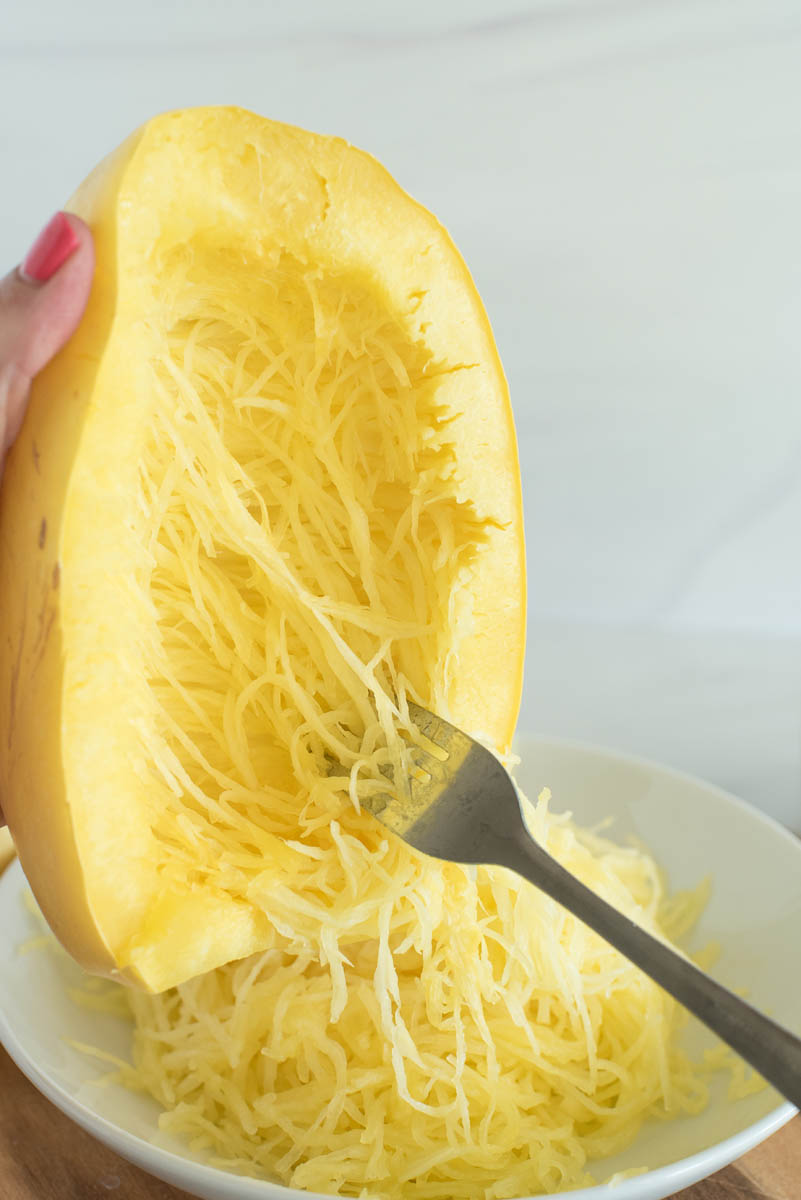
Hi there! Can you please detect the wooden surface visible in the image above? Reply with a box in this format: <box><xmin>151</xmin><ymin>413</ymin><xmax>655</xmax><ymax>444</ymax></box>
<box><xmin>0</xmin><ymin>1046</ymin><xmax>798</xmax><ymax>1199</ymax></box>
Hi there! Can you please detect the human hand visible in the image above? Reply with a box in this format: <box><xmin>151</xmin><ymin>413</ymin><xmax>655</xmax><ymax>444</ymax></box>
<box><xmin>0</xmin><ymin>212</ymin><xmax>94</xmax><ymax>469</ymax></box>
<box><xmin>0</xmin><ymin>212</ymin><xmax>94</xmax><ymax>825</ymax></box>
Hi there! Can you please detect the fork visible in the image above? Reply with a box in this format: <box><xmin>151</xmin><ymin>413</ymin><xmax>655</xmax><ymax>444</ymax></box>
<box><xmin>359</xmin><ymin>701</ymin><xmax>801</xmax><ymax>1110</ymax></box>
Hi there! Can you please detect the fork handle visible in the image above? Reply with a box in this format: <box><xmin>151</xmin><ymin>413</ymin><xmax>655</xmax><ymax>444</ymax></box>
<box><xmin>500</xmin><ymin>831</ymin><xmax>801</xmax><ymax>1110</ymax></box>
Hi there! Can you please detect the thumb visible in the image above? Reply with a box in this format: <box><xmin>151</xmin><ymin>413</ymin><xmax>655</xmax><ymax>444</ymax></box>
<box><xmin>0</xmin><ymin>212</ymin><xmax>94</xmax><ymax>459</ymax></box>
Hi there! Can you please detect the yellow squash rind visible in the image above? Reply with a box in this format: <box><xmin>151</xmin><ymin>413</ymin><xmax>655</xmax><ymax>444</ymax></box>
<box><xmin>0</xmin><ymin>109</ymin><xmax>525</xmax><ymax>990</ymax></box>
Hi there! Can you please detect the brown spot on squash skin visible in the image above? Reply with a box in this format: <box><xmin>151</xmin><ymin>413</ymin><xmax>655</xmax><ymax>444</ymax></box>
<box><xmin>38</xmin><ymin>519</ymin><xmax>47</xmax><ymax>549</ymax></box>
<box><xmin>32</xmin><ymin>442</ymin><xmax>41</xmax><ymax>474</ymax></box>
<box><xmin>52</xmin><ymin>563</ymin><xmax>60</xmax><ymax>590</ymax></box>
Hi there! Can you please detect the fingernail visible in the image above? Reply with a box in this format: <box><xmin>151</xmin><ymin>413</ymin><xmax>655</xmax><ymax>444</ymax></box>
<box><xmin>21</xmin><ymin>212</ymin><xmax>81</xmax><ymax>283</ymax></box>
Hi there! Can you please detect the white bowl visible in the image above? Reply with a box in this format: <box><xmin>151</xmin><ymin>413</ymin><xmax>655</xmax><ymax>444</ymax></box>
<box><xmin>0</xmin><ymin>736</ymin><xmax>798</xmax><ymax>1200</ymax></box>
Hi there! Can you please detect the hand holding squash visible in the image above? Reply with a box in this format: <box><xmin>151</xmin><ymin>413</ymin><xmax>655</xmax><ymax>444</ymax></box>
<box><xmin>0</xmin><ymin>212</ymin><xmax>93</xmax><ymax>462</ymax></box>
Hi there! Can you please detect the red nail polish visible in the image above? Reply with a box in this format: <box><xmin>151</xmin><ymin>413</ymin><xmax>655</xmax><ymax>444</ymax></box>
<box><xmin>21</xmin><ymin>212</ymin><xmax>81</xmax><ymax>282</ymax></box>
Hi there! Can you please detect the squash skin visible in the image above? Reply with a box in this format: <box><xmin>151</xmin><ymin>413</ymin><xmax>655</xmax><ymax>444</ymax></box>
<box><xmin>0</xmin><ymin>108</ymin><xmax>526</xmax><ymax>990</ymax></box>
<box><xmin>0</xmin><ymin>130</ymin><xmax>148</xmax><ymax>982</ymax></box>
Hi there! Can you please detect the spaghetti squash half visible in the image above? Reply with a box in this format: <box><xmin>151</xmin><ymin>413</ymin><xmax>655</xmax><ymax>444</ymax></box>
<box><xmin>0</xmin><ymin>107</ymin><xmax>525</xmax><ymax>992</ymax></box>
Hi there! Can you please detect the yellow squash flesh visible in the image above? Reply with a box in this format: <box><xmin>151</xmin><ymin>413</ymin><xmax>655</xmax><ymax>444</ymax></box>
<box><xmin>0</xmin><ymin>108</ymin><xmax>525</xmax><ymax>991</ymax></box>
<box><xmin>0</xmin><ymin>828</ymin><xmax>14</xmax><ymax>872</ymax></box>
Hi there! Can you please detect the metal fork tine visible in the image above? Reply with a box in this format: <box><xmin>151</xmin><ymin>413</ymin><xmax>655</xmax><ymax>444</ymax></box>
<box><xmin>407</xmin><ymin>701</ymin><xmax>471</xmax><ymax>757</ymax></box>
<box><xmin>407</xmin><ymin>744</ymin><xmax>445</xmax><ymax>776</ymax></box>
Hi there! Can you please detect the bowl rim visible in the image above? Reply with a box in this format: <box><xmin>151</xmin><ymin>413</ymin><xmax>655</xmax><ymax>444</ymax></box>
<box><xmin>516</xmin><ymin>730</ymin><xmax>801</xmax><ymax>850</ymax></box>
<box><xmin>0</xmin><ymin>736</ymin><xmax>798</xmax><ymax>1200</ymax></box>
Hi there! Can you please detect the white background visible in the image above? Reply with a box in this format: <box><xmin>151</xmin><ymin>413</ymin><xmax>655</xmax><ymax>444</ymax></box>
<box><xmin>3</xmin><ymin>0</ymin><xmax>801</xmax><ymax>826</ymax></box>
